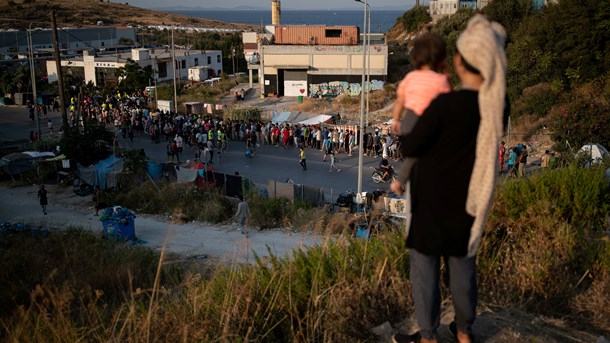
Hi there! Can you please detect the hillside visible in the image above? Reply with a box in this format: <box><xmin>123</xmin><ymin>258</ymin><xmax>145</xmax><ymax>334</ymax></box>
<box><xmin>0</xmin><ymin>0</ymin><xmax>258</xmax><ymax>31</ymax></box>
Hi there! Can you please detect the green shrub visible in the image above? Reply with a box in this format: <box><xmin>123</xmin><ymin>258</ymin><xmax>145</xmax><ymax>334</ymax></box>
<box><xmin>548</xmin><ymin>84</ymin><xmax>610</xmax><ymax>149</ymax></box>
<box><xmin>399</xmin><ymin>5</ymin><xmax>431</xmax><ymax>33</ymax></box>
<box><xmin>0</xmin><ymin>228</ymin><xmax>179</xmax><ymax>318</ymax></box>
<box><xmin>111</xmin><ymin>183</ymin><xmax>233</xmax><ymax>223</ymax></box>
<box><xmin>479</xmin><ymin>165</ymin><xmax>610</xmax><ymax>321</ymax></box>
<box><xmin>511</xmin><ymin>83</ymin><xmax>561</xmax><ymax>119</ymax></box>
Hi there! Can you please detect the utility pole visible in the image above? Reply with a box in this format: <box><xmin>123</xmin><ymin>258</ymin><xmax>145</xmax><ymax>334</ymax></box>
<box><xmin>27</xmin><ymin>24</ymin><xmax>40</xmax><ymax>140</ymax></box>
<box><xmin>171</xmin><ymin>25</ymin><xmax>178</xmax><ymax>113</ymax></box>
<box><xmin>51</xmin><ymin>11</ymin><xmax>68</xmax><ymax>130</ymax></box>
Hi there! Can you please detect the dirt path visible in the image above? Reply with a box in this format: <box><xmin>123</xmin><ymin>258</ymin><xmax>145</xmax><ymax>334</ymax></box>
<box><xmin>0</xmin><ymin>185</ymin><xmax>320</xmax><ymax>264</ymax></box>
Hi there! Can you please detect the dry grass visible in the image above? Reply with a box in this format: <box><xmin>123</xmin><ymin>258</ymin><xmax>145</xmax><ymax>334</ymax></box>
<box><xmin>2</xmin><ymin>166</ymin><xmax>609</xmax><ymax>341</ymax></box>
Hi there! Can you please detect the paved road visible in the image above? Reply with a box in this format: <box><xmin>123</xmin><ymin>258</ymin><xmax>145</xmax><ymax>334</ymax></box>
<box><xmin>0</xmin><ymin>106</ymin><xmax>398</xmax><ymax>200</ymax></box>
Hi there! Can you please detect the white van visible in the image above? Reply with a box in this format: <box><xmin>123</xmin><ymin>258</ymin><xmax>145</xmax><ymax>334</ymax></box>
<box><xmin>203</xmin><ymin>77</ymin><xmax>222</xmax><ymax>86</ymax></box>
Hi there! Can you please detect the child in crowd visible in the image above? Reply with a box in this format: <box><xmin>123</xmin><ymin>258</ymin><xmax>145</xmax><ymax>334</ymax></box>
<box><xmin>390</xmin><ymin>32</ymin><xmax>451</xmax><ymax>195</ymax></box>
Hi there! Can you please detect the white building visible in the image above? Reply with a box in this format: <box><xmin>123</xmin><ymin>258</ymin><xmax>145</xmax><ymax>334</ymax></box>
<box><xmin>0</xmin><ymin>26</ymin><xmax>136</xmax><ymax>56</ymax></box>
<box><xmin>430</xmin><ymin>0</ymin><xmax>558</xmax><ymax>20</ymax></box>
<box><xmin>46</xmin><ymin>48</ymin><xmax>223</xmax><ymax>87</ymax></box>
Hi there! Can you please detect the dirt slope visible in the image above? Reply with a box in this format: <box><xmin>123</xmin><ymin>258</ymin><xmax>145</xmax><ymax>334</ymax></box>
<box><xmin>0</xmin><ymin>0</ymin><xmax>257</xmax><ymax>30</ymax></box>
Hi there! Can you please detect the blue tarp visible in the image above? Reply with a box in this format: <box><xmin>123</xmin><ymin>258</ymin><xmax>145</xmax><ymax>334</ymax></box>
<box><xmin>77</xmin><ymin>156</ymin><xmax>124</xmax><ymax>190</ymax></box>
<box><xmin>147</xmin><ymin>161</ymin><xmax>163</xmax><ymax>180</ymax></box>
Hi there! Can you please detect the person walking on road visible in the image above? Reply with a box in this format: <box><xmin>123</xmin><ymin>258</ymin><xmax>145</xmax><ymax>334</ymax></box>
<box><xmin>329</xmin><ymin>150</ymin><xmax>341</xmax><ymax>172</ymax></box>
<box><xmin>299</xmin><ymin>147</ymin><xmax>307</xmax><ymax>170</ymax></box>
<box><xmin>37</xmin><ymin>184</ymin><xmax>48</xmax><ymax>215</ymax></box>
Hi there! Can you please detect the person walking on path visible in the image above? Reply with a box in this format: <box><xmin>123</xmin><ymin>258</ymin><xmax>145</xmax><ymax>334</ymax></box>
<box><xmin>329</xmin><ymin>150</ymin><xmax>341</xmax><ymax>172</ymax></box>
<box><xmin>394</xmin><ymin>15</ymin><xmax>508</xmax><ymax>343</ymax></box>
<box><xmin>234</xmin><ymin>198</ymin><xmax>251</xmax><ymax>236</ymax></box>
<box><xmin>299</xmin><ymin>147</ymin><xmax>307</xmax><ymax>170</ymax></box>
<box><xmin>37</xmin><ymin>185</ymin><xmax>48</xmax><ymax>215</ymax></box>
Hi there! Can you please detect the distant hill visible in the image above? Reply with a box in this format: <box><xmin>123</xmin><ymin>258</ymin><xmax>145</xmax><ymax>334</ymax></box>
<box><xmin>0</xmin><ymin>0</ymin><xmax>258</xmax><ymax>31</ymax></box>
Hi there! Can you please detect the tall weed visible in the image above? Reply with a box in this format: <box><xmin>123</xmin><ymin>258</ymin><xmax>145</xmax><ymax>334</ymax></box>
<box><xmin>480</xmin><ymin>165</ymin><xmax>610</xmax><ymax>323</ymax></box>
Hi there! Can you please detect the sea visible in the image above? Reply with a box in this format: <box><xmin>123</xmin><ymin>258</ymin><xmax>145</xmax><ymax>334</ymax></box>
<box><xmin>169</xmin><ymin>10</ymin><xmax>405</xmax><ymax>33</ymax></box>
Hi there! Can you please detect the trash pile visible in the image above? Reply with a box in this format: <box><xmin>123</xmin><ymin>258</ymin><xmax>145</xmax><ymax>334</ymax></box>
<box><xmin>100</xmin><ymin>206</ymin><xmax>136</xmax><ymax>241</ymax></box>
<box><xmin>0</xmin><ymin>222</ymin><xmax>50</xmax><ymax>237</ymax></box>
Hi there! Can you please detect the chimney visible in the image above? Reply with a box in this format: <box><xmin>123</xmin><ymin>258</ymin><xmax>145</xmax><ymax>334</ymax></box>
<box><xmin>272</xmin><ymin>0</ymin><xmax>281</xmax><ymax>25</ymax></box>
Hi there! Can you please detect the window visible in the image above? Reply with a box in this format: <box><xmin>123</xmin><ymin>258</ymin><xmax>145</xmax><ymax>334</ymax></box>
<box><xmin>194</xmin><ymin>58</ymin><xmax>199</xmax><ymax>66</ymax></box>
<box><xmin>216</xmin><ymin>55</ymin><xmax>221</xmax><ymax>63</ymax></box>
<box><xmin>181</xmin><ymin>60</ymin><xmax>186</xmax><ymax>69</ymax></box>
<box><xmin>207</xmin><ymin>56</ymin><xmax>211</xmax><ymax>64</ymax></box>
<box><xmin>217</xmin><ymin>70</ymin><xmax>221</xmax><ymax>76</ymax></box>
<box><xmin>158</xmin><ymin>62</ymin><xmax>167</xmax><ymax>78</ymax></box>
<box><xmin>325</xmin><ymin>29</ymin><xmax>342</xmax><ymax>38</ymax></box>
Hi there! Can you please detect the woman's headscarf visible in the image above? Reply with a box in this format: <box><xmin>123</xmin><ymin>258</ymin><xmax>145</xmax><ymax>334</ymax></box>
<box><xmin>456</xmin><ymin>14</ymin><xmax>507</xmax><ymax>256</ymax></box>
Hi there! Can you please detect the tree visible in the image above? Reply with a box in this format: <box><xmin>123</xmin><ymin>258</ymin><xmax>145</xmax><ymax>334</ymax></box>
<box><xmin>482</xmin><ymin>0</ymin><xmax>533</xmax><ymax>38</ymax></box>
<box><xmin>115</xmin><ymin>60</ymin><xmax>154</xmax><ymax>94</ymax></box>
<box><xmin>432</xmin><ymin>8</ymin><xmax>475</xmax><ymax>86</ymax></box>
<box><xmin>506</xmin><ymin>0</ymin><xmax>610</xmax><ymax>97</ymax></box>
<box><xmin>548</xmin><ymin>80</ymin><xmax>610</xmax><ymax>150</ymax></box>
<box><xmin>399</xmin><ymin>5</ymin><xmax>431</xmax><ymax>33</ymax></box>
<box><xmin>60</xmin><ymin>119</ymin><xmax>113</xmax><ymax>166</ymax></box>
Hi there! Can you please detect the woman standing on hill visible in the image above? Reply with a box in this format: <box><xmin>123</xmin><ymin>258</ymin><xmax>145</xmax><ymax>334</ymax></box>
<box><xmin>37</xmin><ymin>185</ymin><xmax>48</xmax><ymax>215</ymax></box>
<box><xmin>394</xmin><ymin>15</ymin><xmax>508</xmax><ymax>343</ymax></box>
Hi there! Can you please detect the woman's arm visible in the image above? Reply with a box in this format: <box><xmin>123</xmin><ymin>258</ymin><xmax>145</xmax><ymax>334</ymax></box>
<box><xmin>400</xmin><ymin>96</ymin><xmax>443</xmax><ymax>157</ymax></box>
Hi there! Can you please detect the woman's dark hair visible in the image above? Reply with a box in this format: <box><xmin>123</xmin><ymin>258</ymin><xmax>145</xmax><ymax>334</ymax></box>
<box><xmin>457</xmin><ymin>52</ymin><xmax>481</xmax><ymax>75</ymax></box>
<box><xmin>409</xmin><ymin>32</ymin><xmax>447</xmax><ymax>72</ymax></box>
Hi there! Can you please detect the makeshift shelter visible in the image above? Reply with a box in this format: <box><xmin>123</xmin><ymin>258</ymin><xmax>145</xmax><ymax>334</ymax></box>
<box><xmin>77</xmin><ymin>155</ymin><xmax>124</xmax><ymax>190</ymax></box>
<box><xmin>578</xmin><ymin>143</ymin><xmax>609</xmax><ymax>167</ymax></box>
<box><xmin>298</xmin><ymin>114</ymin><xmax>333</xmax><ymax>126</ymax></box>
<box><xmin>184</xmin><ymin>102</ymin><xmax>204</xmax><ymax>115</ymax></box>
<box><xmin>271</xmin><ymin>111</ymin><xmax>291</xmax><ymax>125</ymax></box>
<box><xmin>0</xmin><ymin>151</ymin><xmax>55</xmax><ymax>176</ymax></box>
<box><xmin>267</xmin><ymin>180</ymin><xmax>325</xmax><ymax>206</ymax></box>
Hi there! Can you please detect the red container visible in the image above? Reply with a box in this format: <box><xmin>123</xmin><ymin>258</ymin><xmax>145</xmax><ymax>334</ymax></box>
<box><xmin>274</xmin><ymin>26</ymin><xmax>359</xmax><ymax>45</ymax></box>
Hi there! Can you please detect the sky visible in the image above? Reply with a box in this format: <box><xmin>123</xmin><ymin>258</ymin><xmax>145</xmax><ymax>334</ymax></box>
<box><xmin>109</xmin><ymin>0</ymin><xmax>417</xmax><ymax>10</ymax></box>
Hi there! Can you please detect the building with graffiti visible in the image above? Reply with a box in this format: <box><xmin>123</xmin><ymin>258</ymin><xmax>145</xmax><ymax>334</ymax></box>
<box><xmin>243</xmin><ymin>14</ymin><xmax>388</xmax><ymax>98</ymax></box>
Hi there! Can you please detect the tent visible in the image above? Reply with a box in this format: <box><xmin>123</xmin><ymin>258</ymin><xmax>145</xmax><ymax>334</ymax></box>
<box><xmin>271</xmin><ymin>112</ymin><xmax>291</xmax><ymax>125</ymax></box>
<box><xmin>77</xmin><ymin>155</ymin><xmax>124</xmax><ymax>190</ymax></box>
<box><xmin>267</xmin><ymin>180</ymin><xmax>325</xmax><ymax>206</ymax></box>
<box><xmin>578</xmin><ymin>143</ymin><xmax>609</xmax><ymax>167</ymax></box>
<box><xmin>298</xmin><ymin>114</ymin><xmax>333</xmax><ymax>126</ymax></box>
<box><xmin>0</xmin><ymin>151</ymin><xmax>55</xmax><ymax>176</ymax></box>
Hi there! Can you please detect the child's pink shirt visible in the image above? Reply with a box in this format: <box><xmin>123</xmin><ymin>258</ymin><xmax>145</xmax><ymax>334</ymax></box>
<box><xmin>396</xmin><ymin>70</ymin><xmax>451</xmax><ymax>116</ymax></box>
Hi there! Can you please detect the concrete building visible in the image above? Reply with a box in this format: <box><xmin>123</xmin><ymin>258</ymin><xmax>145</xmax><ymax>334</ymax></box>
<box><xmin>431</xmin><ymin>0</ymin><xmax>558</xmax><ymax>20</ymax></box>
<box><xmin>46</xmin><ymin>48</ymin><xmax>223</xmax><ymax>87</ymax></box>
<box><xmin>0</xmin><ymin>26</ymin><xmax>136</xmax><ymax>56</ymax></box>
<box><xmin>244</xmin><ymin>25</ymin><xmax>388</xmax><ymax>98</ymax></box>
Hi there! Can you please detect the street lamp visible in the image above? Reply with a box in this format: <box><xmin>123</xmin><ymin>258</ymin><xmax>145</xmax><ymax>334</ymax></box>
<box><xmin>355</xmin><ymin>0</ymin><xmax>368</xmax><ymax>201</ymax></box>
<box><xmin>27</xmin><ymin>22</ymin><xmax>41</xmax><ymax>140</ymax></box>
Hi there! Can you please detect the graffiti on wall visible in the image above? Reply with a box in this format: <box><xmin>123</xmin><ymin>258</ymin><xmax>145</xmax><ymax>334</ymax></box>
<box><xmin>309</xmin><ymin>80</ymin><xmax>384</xmax><ymax>98</ymax></box>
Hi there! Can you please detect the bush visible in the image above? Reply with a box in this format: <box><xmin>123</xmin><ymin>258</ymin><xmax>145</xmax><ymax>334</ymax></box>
<box><xmin>111</xmin><ymin>183</ymin><xmax>233</xmax><ymax>223</ymax></box>
<box><xmin>479</xmin><ymin>165</ymin><xmax>610</xmax><ymax>323</ymax></box>
<box><xmin>548</xmin><ymin>85</ymin><xmax>610</xmax><ymax>149</ymax></box>
<box><xmin>0</xmin><ymin>228</ymin><xmax>179</xmax><ymax>318</ymax></box>
<box><xmin>399</xmin><ymin>5</ymin><xmax>431</xmax><ymax>33</ymax></box>
<box><xmin>511</xmin><ymin>83</ymin><xmax>561</xmax><ymax>119</ymax></box>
